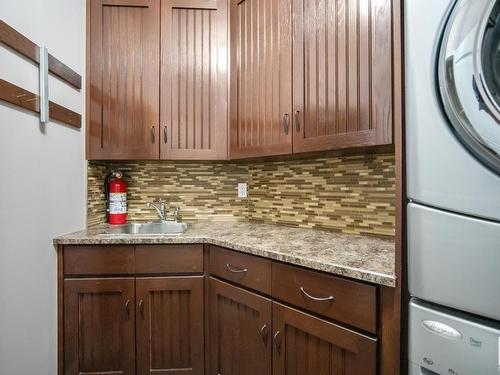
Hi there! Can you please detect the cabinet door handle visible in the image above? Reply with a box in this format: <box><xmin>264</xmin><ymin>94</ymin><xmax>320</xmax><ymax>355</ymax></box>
<box><xmin>273</xmin><ymin>331</ymin><xmax>282</xmax><ymax>354</ymax></box>
<box><xmin>163</xmin><ymin>125</ymin><xmax>168</xmax><ymax>144</ymax></box>
<box><xmin>300</xmin><ymin>287</ymin><xmax>335</xmax><ymax>302</ymax></box>
<box><xmin>139</xmin><ymin>299</ymin><xmax>144</xmax><ymax>319</ymax></box>
<box><xmin>260</xmin><ymin>324</ymin><xmax>270</xmax><ymax>347</ymax></box>
<box><xmin>294</xmin><ymin>110</ymin><xmax>300</xmax><ymax>132</ymax></box>
<box><xmin>226</xmin><ymin>263</ymin><xmax>248</xmax><ymax>274</ymax></box>
<box><xmin>282</xmin><ymin>113</ymin><xmax>289</xmax><ymax>135</ymax></box>
<box><xmin>125</xmin><ymin>299</ymin><xmax>130</xmax><ymax>317</ymax></box>
<box><xmin>151</xmin><ymin>126</ymin><xmax>156</xmax><ymax>143</ymax></box>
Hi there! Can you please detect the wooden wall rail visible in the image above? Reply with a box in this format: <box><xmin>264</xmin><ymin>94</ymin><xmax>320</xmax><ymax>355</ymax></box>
<box><xmin>0</xmin><ymin>19</ymin><xmax>82</xmax><ymax>128</ymax></box>
<box><xmin>0</xmin><ymin>20</ymin><xmax>82</xmax><ymax>89</ymax></box>
<box><xmin>0</xmin><ymin>79</ymin><xmax>82</xmax><ymax>128</ymax></box>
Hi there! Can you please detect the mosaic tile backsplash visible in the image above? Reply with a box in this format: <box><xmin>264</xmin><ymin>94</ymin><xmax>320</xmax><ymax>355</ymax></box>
<box><xmin>87</xmin><ymin>153</ymin><xmax>396</xmax><ymax>237</ymax></box>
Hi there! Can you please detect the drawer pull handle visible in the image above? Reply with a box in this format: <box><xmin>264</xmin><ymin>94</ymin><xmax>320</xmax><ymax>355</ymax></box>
<box><xmin>139</xmin><ymin>299</ymin><xmax>144</xmax><ymax>319</ymax></box>
<box><xmin>260</xmin><ymin>324</ymin><xmax>270</xmax><ymax>347</ymax></box>
<box><xmin>226</xmin><ymin>263</ymin><xmax>248</xmax><ymax>274</ymax></box>
<box><xmin>300</xmin><ymin>287</ymin><xmax>335</xmax><ymax>302</ymax></box>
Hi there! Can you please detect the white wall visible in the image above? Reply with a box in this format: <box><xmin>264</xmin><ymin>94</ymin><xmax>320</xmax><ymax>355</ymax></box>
<box><xmin>0</xmin><ymin>1</ymin><xmax>86</xmax><ymax>374</ymax></box>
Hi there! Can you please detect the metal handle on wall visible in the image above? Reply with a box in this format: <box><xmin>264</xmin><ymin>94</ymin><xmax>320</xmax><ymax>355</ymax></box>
<box><xmin>163</xmin><ymin>125</ymin><xmax>168</xmax><ymax>143</ymax></box>
<box><xmin>151</xmin><ymin>126</ymin><xmax>156</xmax><ymax>143</ymax></box>
<box><xmin>38</xmin><ymin>46</ymin><xmax>49</xmax><ymax>123</ymax></box>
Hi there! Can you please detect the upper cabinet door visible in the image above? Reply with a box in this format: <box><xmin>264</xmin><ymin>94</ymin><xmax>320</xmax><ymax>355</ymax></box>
<box><xmin>160</xmin><ymin>0</ymin><xmax>228</xmax><ymax>160</ymax></box>
<box><xmin>229</xmin><ymin>0</ymin><xmax>293</xmax><ymax>159</ymax></box>
<box><xmin>87</xmin><ymin>0</ymin><xmax>160</xmax><ymax>160</ymax></box>
<box><xmin>292</xmin><ymin>0</ymin><xmax>393</xmax><ymax>154</ymax></box>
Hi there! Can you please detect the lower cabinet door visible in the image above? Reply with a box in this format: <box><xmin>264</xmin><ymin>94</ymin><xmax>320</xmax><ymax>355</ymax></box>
<box><xmin>136</xmin><ymin>276</ymin><xmax>204</xmax><ymax>375</ymax></box>
<box><xmin>272</xmin><ymin>302</ymin><xmax>377</xmax><ymax>375</ymax></box>
<box><xmin>209</xmin><ymin>277</ymin><xmax>272</xmax><ymax>375</ymax></box>
<box><xmin>64</xmin><ymin>278</ymin><xmax>136</xmax><ymax>375</ymax></box>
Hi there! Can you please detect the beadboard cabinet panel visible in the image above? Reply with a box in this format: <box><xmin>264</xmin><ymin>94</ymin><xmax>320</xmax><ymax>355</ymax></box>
<box><xmin>292</xmin><ymin>0</ymin><xmax>393</xmax><ymax>153</ymax></box>
<box><xmin>209</xmin><ymin>277</ymin><xmax>272</xmax><ymax>375</ymax></box>
<box><xmin>272</xmin><ymin>302</ymin><xmax>377</xmax><ymax>375</ymax></box>
<box><xmin>136</xmin><ymin>277</ymin><xmax>204</xmax><ymax>375</ymax></box>
<box><xmin>161</xmin><ymin>0</ymin><xmax>228</xmax><ymax>160</ymax></box>
<box><xmin>229</xmin><ymin>0</ymin><xmax>293</xmax><ymax>158</ymax></box>
<box><xmin>88</xmin><ymin>0</ymin><xmax>160</xmax><ymax>160</ymax></box>
<box><xmin>64</xmin><ymin>278</ymin><xmax>136</xmax><ymax>375</ymax></box>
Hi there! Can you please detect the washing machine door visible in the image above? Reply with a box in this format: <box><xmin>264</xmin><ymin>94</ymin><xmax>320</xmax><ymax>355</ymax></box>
<box><xmin>439</xmin><ymin>0</ymin><xmax>500</xmax><ymax>174</ymax></box>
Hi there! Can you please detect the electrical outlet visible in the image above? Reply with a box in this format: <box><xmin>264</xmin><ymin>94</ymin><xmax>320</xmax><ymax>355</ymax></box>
<box><xmin>237</xmin><ymin>183</ymin><xmax>248</xmax><ymax>198</ymax></box>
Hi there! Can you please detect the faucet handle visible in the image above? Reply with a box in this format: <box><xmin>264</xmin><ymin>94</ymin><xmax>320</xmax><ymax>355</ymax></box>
<box><xmin>172</xmin><ymin>207</ymin><xmax>181</xmax><ymax>222</ymax></box>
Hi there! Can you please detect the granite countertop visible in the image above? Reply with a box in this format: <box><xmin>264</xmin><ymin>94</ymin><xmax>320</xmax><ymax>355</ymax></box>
<box><xmin>54</xmin><ymin>221</ymin><xmax>396</xmax><ymax>287</ymax></box>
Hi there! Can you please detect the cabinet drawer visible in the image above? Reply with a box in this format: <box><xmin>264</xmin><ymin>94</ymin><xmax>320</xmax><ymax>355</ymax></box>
<box><xmin>209</xmin><ymin>246</ymin><xmax>272</xmax><ymax>295</ymax></box>
<box><xmin>135</xmin><ymin>245</ymin><xmax>203</xmax><ymax>274</ymax></box>
<box><xmin>64</xmin><ymin>245</ymin><xmax>135</xmax><ymax>276</ymax></box>
<box><xmin>272</xmin><ymin>262</ymin><xmax>377</xmax><ymax>333</ymax></box>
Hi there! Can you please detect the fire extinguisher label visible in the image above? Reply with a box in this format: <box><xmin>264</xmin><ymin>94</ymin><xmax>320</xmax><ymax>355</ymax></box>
<box><xmin>109</xmin><ymin>193</ymin><xmax>127</xmax><ymax>214</ymax></box>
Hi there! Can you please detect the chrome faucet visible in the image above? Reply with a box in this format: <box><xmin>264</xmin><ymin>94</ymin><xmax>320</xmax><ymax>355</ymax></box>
<box><xmin>147</xmin><ymin>199</ymin><xmax>181</xmax><ymax>222</ymax></box>
<box><xmin>147</xmin><ymin>199</ymin><xmax>167</xmax><ymax>221</ymax></box>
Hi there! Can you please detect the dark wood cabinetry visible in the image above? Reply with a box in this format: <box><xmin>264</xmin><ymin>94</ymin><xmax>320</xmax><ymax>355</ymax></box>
<box><xmin>229</xmin><ymin>0</ymin><xmax>293</xmax><ymax>158</ymax></box>
<box><xmin>136</xmin><ymin>277</ymin><xmax>204</xmax><ymax>375</ymax></box>
<box><xmin>272</xmin><ymin>262</ymin><xmax>377</xmax><ymax>333</ymax></box>
<box><xmin>87</xmin><ymin>0</ymin><xmax>398</xmax><ymax>160</ymax></box>
<box><xmin>64</xmin><ymin>278</ymin><xmax>136</xmax><ymax>375</ymax></box>
<box><xmin>87</xmin><ymin>0</ymin><xmax>160</xmax><ymax>160</ymax></box>
<box><xmin>230</xmin><ymin>0</ymin><xmax>395</xmax><ymax>158</ymax></box>
<box><xmin>59</xmin><ymin>244</ymin><xmax>386</xmax><ymax>374</ymax></box>
<box><xmin>273</xmin><ymin>303</ymin><xmax>377</xmax><ymax>375</ymax></box>
<box><xmin>87</xmin><ymin>0</ymin><xmax>227</xmax><ymax>160</ymax></box>
<box><xmin>59</xmin><ymin>245</ymin><xmax>205</xmax><ymax>375</ymax></box>
<box><xmin>209</xmin><ymin>277</ymin><xmax>272</xmax><ymax>375</ymax></box>
<box><xmin>207</xmin><ymin>247</ymin><xmax>378</xmax><ymax>375</ymax></box>
<box><xmin>291</xmin><ymin>0</ymin><xmax>393</xmax><ymax>153</ymax></box>
<box><xmin>160</xmin><ymin>0</ymin><xmax>228</xmax><ymax>160</ymax></box>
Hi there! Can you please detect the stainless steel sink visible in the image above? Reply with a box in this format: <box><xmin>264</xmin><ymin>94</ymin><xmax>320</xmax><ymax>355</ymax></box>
<box><xmin>104</xmin><ymin>221</ymin><xmax>188</xmax><ymax>235</ymax></box>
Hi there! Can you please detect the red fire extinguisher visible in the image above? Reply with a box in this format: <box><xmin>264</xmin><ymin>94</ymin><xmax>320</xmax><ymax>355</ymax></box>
<box><xmin>105</xmin><ymin>170</ymin><xmax>127</xmax><ymax>225</ymax></box>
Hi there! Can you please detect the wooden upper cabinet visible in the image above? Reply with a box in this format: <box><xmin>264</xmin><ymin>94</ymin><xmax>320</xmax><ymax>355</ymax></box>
<box><xmin>229</xmin><ymin>0</ymin><xmax>293</xmax><ymax>159</ymax></box>
<box><xmin>136</xmin><ymin>276</ymin><xmax>204</xmax><ymax>375</ymax></box>
<box><xmin>87</xmin><ymin>0</ymin><xmax>160</xmax><ymax>160</ymax></box>
<box><xmin>209</xmin><ymin>277</ymin><xmax>272</xmax><ymax>375</ymax></box>
<box><xmin>160</xmin><ymin>0</ymin><xmax>228</xmax><ymax>160</ymax></box>
<box><xmin>64</xmin><ymin>278</ymin><xmax>136</xmax><ymax>375</ymax></box>
<box><xmin>272</xmin><ymin>302</ymin><xmax>377</xmax><ymax>375</ymax></box>
<box><xmin>292</xmin><ymin>0</ymin><xmax>393</xmax><ymax>153</ymax></box>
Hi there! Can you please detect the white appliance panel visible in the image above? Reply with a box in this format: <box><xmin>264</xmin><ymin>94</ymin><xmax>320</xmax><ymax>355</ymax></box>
<box><xmin>409</xmin><ymin>298</ymin><xmax>500</xmax><ymax>375</ymax></box>
<box><xmin>408</xmin><ymin>203</ymin><xmax>500</xmax><ymax>321</ymax></box>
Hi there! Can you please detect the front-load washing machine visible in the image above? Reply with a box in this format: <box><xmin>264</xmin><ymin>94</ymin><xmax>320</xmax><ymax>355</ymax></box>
<box><xmin>406</xmin><ymin>0</ymin><xmax>500</xmax><ymax>373</ymax></box>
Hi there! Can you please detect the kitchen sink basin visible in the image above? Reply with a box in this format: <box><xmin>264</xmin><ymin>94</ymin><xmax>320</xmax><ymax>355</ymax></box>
<box><xmin>104</xmin><ymin>221</ymin><xmax>188</xmax><ymax>235</ymax></box>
